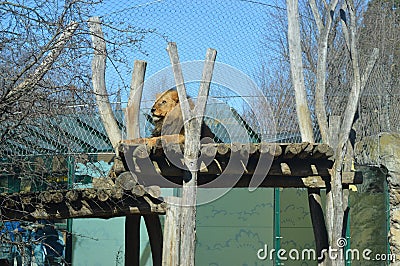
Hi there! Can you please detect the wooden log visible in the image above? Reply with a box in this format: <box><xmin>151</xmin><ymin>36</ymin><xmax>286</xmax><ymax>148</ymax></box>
<box><xmin>82</xmin><ymin>189</ymin><xmax>97</xmax><ymax>200</ymax></box>
<box><xmin>123</xmin><ymin>142</ymin><xmax>338</xmax><ymax>161</ymax></box>
<box><xmin>126</xmin><ymin>60</ymin><xmax>147</xmax><ymax>140</ymax></box>
<box><xmin>110</xmin><ymin>186</ymin><xmax>124</xmax><ymax>200</ymax></box>
<box><xmin>164</xmin><ymin>143</ymin><xmax>184</xmax><ymax>155</ymax></box>
<box><xmin>133</xmin><ymin>144</ymin><xmax>150</xmax><ymax>159</ymax></box>
<box><xmin>146</xmin><ymin>185</ymin><xmax>162</xmax><ymax>199</ymax></box>
<box><xmin>312</xmin><ymin>143</ymin><xmax>334</xmax><ymax>158</ymax></box>
<box><xmin>231</xmin><ymin>175</ymin><xmax>328</xmax><ymax>188</ymax></box>
<box><xmin>240</xmin><ymin>143</ymin><xmax>251</xmax><ymax>158</ymax></box>
<box><xmin>167</xmin><ymin>42</ymin><xmax>216</xmax><ymax>266</ymax></box>
<box><xmin>201</xmin><ymin>143</ymin><xmax>217</xmax><ymax>158</ymax></box>
<box><xmin>39</xmin><ymin>191</ymin><xmax>52</xmax><ymax>203</ymax></box>
<box><xmin>21</xmin><ymin>194</ymin><xmax>31</xmax><ymax>205</ymax></box>
<box><xmin>66</xmin><ymin>190</ymin><xmax>79</xmax><ymax>202</ymax></box>
<box><xmin>270</xmin><ymin>144</ymin><xmax>283</xmax><ymax>157</ymax></box>
<box><xmin>249</xmin><ymin>143</ymin><xmax>258</xmax><ymax>154</ymax></box>
<box><xmin>93</xmin><ymin>177</ymin><xmax>115</xmax><ymax>189</ymax></box>
<box><xmin>52</xmin><ymin>192</ymin><xmax>64</xmax><ymax>204</ymax></box>
<box><xmin>0</xmin><ymin>189</ymin><xmax>166</xmax><ymax>221</ymax></box>
<box><xmin>97</xmin><ymin>189</ymin><xmax>110</xmax><ymax>202</ymax></box>
<box><xmin>132</xmin><ymin>185</ymin><xmax>145</xmax><ymax>197</ymax></box>
<box><xmin>259</xmin><ymin>142</ymin><xmax>270</xmax><ymax>154</ymax></box>
<box><xmin>280</xmin><ymin>163</ymin><xmax>292</xmax><ymax>175</ymax></box>
<box><xmin>116</xmin><ymin>172</ymin><xmax>138</xmax><ymax>190</ymax></box>
<box><xmin>259</xmin><ymin>143</ymin><xmax>282</xmax><ymax>158</ymax></box>
<box><xmin>217</xmin><ymin>143</ymin><xmax>230</xmax><ymax>156</ymax></box>
<box><xmin>231</xmin><ymin>142</ymin><xmax>242</xmax><ymax>153</ymax></box>
<box><xmin>284</xmin><ymin>142</ymin><xmax>306</xmax><ymax>158</ymax></box>
<box><xmin>298</xmin><ymin>142</ymin><xmax>314</xmax><ymax>159</ymax></box>
<box><xmin>162</xmin><ymin>196</ymin><xmax>181</xmax><ymax>266</ymax></box>
<box><xmin>88</xmin><ymin>17</ymin><xmax>121</xmax><ymax>149</ymax></box>
<box><xmin>133</xmin><ymin>157</ymin><xmax>333</xmax><ymax>179</ymax></box>
<box><xmin>326</xmin><ymin>115</ymin><xmax>341</xmax><ymax>251</ymax></box>
<box><xmin>111</xmin><ymin>156</ymin><xmax>126</xmax><ymax>176</ymax></box>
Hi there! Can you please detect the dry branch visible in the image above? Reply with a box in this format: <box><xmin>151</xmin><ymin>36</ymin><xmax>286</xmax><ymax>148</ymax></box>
<box><xmin>8</xmin><ymin>21</ymin><xmax>78</xmax><ymax>99</ymax></box>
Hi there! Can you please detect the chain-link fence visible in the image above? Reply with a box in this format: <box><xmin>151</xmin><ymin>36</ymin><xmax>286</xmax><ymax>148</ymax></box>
<box><xmin>0</xmin><ymin>0</ymin><xmax>399</xmax><ymax>183</ymax></box>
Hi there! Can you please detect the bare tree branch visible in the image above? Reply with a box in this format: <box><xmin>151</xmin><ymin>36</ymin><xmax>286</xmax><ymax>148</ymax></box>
<box><xmin>287</xmin><ymin>0</ymin><xmax>314</xmax><ymax>142</ymax></box>
<box><xmin>310</xmin><ymin>0</ymin><xmax>339</xmax><ymax>144</ymax></box>
<box><xmin>6</xmin><ymin>21</ymin><xmax>78</xmax><ymax>99</ymax></box>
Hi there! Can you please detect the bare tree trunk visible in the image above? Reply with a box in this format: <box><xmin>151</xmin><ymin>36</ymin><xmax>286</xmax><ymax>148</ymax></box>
<box><xmin>286</xmin><ymin>2</ymin><xmax>328</xmax><ymax>265</ymax></box>
<box><xmin>286</xmin><ymin>0</ymin><xmax>314</xmax><ymax>142</ymax></box>
<box><xmin>325</xmin><ymin>2</ymin><xmax>379</xmax><ymax>264</ymax></box>
<box><xmin>126</xmin><ymin>60</ymin><xmax>147</xmax><ymax>139</ymax></box>
<box><xmin>309</xmin><ymin>0</ymin><xmax>339</xmax><ymax>145</ymax></box>
<box><xmin>88</xmin><ymin>17</ymin><xmax>121</xmax><ymax>149</ymax></box>
<box><xmin>167</xmin><ymin>42</ymin><xmax>216</xmax><ymax>266</ymax></box>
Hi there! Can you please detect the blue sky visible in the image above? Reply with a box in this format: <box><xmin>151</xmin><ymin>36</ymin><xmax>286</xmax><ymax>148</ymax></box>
<box><xmin>92</xmin><ymin>0</ymin><xmax>281</xmax><ymax>102</ymax></box>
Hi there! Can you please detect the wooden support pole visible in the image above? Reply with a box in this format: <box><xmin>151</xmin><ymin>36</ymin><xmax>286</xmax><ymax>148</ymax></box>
<box><xmin>162</xmin><ymin>197</ymin><xmax>181</xmax><ymax>266</ymax></box>
<box><xmin>167</xmin><ymin>42</ymin><xmax>217</xmax><ymax>266</ymax></box>
<box><xmin>144</xmin><ymin>215</ymin><xmax>163</xmax><ymax>266</ymax></box>
<box><xmin>88</xmin><ymin>17</ymin><xmax>121</xmax><ymax>149</ymax></box>
<box><xmin>126</xmin><ymin>60</ymin><xmax>147</xmax><ymax>140</ymax></box>
<box><xmin>124</xmin><ymin>57</ymin><xmax>147</xmax><ymax>266</ymax></box>
<box><xmin>125</xmin><ymin>215</ymin><xmax>141</xmax><ymax>266</ymax></box>
<box><xmin>326</xmin><ymin>115</ymin><xmax>341</xmax><ymax>240</ymax></box>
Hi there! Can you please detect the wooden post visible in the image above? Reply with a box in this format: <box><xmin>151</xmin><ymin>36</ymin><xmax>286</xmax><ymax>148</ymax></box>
<box><xmin>144</xmin><ymin>215</ymin><xmax>163</xmax><ymax>266</ymax></box>
<box><xmin>126</xmin><ymin>60</ymin><xmax>147</xmax><ymax>139</ymax></box>
<box><xmin>326</xmin><ymin>115</ymin><xmax>341</xmax><ymax>238</ymax></box>
<box><xmin>124</xmin><ymin>58</ymin><xmax>147</xmax><ymax>266</ymax></box>
<box><xmin>286</xmin><ymin>3</ymin><xmax>329</xmax><ymax>265</ymax></box>
<box><xmin>125</xmin><ymin>215</ymin><xmax>141</xmax><ymax>266</ymax></box>
<box><xmin>88</xmin><ymin>17</ymin><xmax>121</xmax><ymax>149</ymax></box>
<box><xmin>166</xmin><ymin>42</ymin><xmax>217</xmax><ymax>266</ymax></box>
<box><xmin>162</xmin><ymin>197</ymin><xmax>181</xmax><ymax>266</ymax></box>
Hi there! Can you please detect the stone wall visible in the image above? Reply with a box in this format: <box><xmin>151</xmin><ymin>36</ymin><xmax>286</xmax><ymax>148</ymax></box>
<box><xmin>355</xmin><ymin>133</ymin><xmax>400</xmax><ymax>264</ymax></box>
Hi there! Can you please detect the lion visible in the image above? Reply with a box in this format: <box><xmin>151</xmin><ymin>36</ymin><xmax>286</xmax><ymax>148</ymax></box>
<box><xmin>126</xmin><ymin>89</ymin><xmax>215</xmax><ymax>146</ymax></box>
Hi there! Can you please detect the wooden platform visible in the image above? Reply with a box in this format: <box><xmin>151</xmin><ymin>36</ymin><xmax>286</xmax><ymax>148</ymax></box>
<box><xmin>0</xmin><ymin>187</ymin><xmax>166</xmax><ymax>221</ymax></box>
<box><xmin>1</xmin><ymin>142</ymin><xmax>362</xmax><ymax>221</ymax></box>
<box><xmin>117</xmin><ymin>142</ymin><xmax>362</xmax><ymax>189</ymax></box>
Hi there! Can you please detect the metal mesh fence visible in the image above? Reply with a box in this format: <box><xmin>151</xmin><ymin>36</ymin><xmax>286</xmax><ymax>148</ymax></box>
<box><xmin>0</xmin><ymin>0</ymin><xmax>398</xmax><ymax>165</ymax></box>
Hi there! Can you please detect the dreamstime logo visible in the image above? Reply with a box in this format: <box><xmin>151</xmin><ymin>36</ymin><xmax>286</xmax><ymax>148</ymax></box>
<box><xmin>256</xmin><ymin>238</ymin><xmax>396</xmax><ymax>262</ymax></box>
<box><xmin>123</xmin><ymin>61</ymin><xmax>276</xmax><ymax>206</ymax></box>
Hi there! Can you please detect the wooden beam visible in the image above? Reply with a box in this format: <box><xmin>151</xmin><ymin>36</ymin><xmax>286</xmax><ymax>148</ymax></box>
<box><xmin>112</xmin><ymin>171</ymin><xmax>361</xmax><ymax>189</ymax></box>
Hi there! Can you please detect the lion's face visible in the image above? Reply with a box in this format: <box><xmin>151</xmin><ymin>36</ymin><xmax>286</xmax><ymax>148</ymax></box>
<box><xmin>151</xmin><ymin>89</ymin><xmax>180</xmax><ymax>122</ymax></box>
<box><xmin>150</xmin><ymin>89</ymin><xmax>215</xmax><ymax>140</ymax></box>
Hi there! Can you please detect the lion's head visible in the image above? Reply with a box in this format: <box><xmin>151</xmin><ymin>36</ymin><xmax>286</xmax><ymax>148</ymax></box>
<box><xmin>151</xmin><ymin>89</ymin><xmax>180</xmax><ymax>121</ymax></box>
<box><xmin>150</xmin><ymin>89</ymin><xmax>216</xmax><ymax>141</ymax></box>
<box><xmin>150</xmin><ymin>89</ymin><xmax>183</xmax><ymax>137</ymax></box>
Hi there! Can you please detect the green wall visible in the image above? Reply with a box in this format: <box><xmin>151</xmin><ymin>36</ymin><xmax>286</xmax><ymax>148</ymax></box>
<box><xmin>196</xmin><ymin>188</ymin><xmax>274</xmax><ymax>266</ymax></box>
